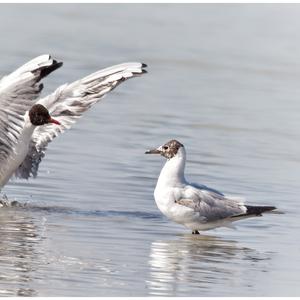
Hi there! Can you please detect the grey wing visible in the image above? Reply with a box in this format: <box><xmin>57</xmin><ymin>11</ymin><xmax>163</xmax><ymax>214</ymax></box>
<box><xmin>15</xmin><ymin>62</ymin><xmax>147</xmax><ymax>179</ymax></box>
<box><xmin>175</xmin><ymin>186</ymin><xmax>246</xmax><ymax>222</ymax></box>
<box><xmin>190</xmin><ymin>182</ymin><xmax>224</xmax><ymax>196</ymax></box>
<box><xmin>0</xmin><ymin>55</ymin><xmax>62</xmax><ymax>179</ymax></box>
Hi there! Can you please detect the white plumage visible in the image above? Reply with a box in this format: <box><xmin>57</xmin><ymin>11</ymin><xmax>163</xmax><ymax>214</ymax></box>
<box><xmin>146</xmin><ymin>139</ymin><xmax>276</xmax><ymax>233</ymax></box>
<box><xmin>0</xmin><ymin>55</ymin><xmax>146</xmax><ymax>188</ymax></box>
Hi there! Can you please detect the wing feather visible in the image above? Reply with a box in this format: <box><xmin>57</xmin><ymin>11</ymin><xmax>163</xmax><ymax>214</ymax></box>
<box><xmin>15</xmin><ymin>62</ymin><xmax>147</xmax><ymax>179</ymax></box>
<box><xmin>175</xmin><ymin>185</ymin><xmax>246</xmax><ymax>222</ymax></box>
<box><xmin>0</xmin><ymin>55</ymin><xmax>62</xmax><ymax>182</ymax></box>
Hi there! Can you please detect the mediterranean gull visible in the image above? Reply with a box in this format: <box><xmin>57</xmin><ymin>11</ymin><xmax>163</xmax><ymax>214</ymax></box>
<box><xmin>146</xmin><ymin>139</ymin><xmax>276</xmax><ymax>234</ymax></box>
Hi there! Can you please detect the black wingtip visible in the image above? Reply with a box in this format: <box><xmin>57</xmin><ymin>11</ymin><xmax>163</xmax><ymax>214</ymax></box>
<box><xmin>54</xmin><ymin>60</ymin><xmax>64</xmax><ymax>69</ymax></box>
<box><xmin>231</xmin><ymin>205</ymin><xmax>277</xmax><ymax>219</ymax></box>
<box><xmin>38</xmin><ymin>83</ymin><xmax>44</xmax><ymax>92</ymax></box>
<box><xmin>245</xmin><ymin>205</ymin><xmax>277</xmax><ymax>216</ymax></box>
<box><xmin>35</xmin><ymin>59</ymin><xmax>63</xmax><ymax>81</ymax></box>
<box><xmin>141</xmin><ymin>63</ymin><xmax>148</xmax><ymax>74</ymax></box>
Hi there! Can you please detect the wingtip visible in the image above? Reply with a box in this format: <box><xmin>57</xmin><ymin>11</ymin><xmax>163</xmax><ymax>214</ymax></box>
<box><xmin>266</xmin><ymin>206</ymin><xmax>277</xmax><ymax>212</ymax></box>
<box><xmin>53</xmin><ymin>59</ymin><xmax>64</xmax><ymax>68</ymax></box>
<box><xmin>246</xmin><ymin>205</ymin><xmax>277</xmax><ymax>216</ymax></box>
<box><xmin>141</xmin><ymin>63</ymin><xmax>148</xmax><ymax>74</ymax></box>
<box><xmin>37</xmin><ymin>59</ymin><xmax>63</xmax><ymax>79</ymax></box>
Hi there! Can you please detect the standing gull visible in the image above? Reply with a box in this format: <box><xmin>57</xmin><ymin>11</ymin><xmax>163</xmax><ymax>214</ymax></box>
<box><xmin>0</xmin><ymin>54</ymin><xmax>146</xmax><ymax>189</ymax></box>
<box><xmin>146</xmin><ymin>139</ymin><xmax>276</xmax><ymax>234</ymax></box>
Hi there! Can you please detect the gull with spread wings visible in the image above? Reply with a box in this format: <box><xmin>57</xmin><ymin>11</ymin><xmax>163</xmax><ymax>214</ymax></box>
<box><xmin>0</xmin><ymin>54</ymin><xmax>146</xmax><ymax>189</ymax></box>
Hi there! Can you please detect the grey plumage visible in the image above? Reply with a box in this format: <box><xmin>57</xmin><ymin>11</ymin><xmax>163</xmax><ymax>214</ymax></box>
<box><xmin>14</xmin><ymin>62</ymin><xmax>146</xmax><ymax>179</ymax></box>
<box><xmin>174</xmin><ymin>186</ymin><xmax>246</xmax><ymax>223</ymax></box>
<box><xmin>0</xmin><ymin>55</ymin><xmax>62</xmax><ymax>181</ymax></box>
<box><xmin>146</xmin><ymin>139</ymin><xmax>277</xmax><ymax>232</ymax></box>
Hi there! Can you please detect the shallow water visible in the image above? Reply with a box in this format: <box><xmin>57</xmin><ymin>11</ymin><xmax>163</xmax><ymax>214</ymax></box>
<box><xmin>0</xmin><ymin>4</ymin><xmax>299</xmax><ymax>296</ymax></box>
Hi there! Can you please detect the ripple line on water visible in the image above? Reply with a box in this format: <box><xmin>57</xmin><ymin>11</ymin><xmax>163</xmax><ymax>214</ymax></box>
<box><xmin>0</xmin><ymin>199</ymin><xmax>162</xmax><ymax>221</ymax></box>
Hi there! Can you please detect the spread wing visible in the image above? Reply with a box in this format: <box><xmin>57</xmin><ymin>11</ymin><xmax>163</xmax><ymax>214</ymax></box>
<box><xmin>15</xmin><ymin>62</ymin><xmax>147</xmax><ymax>179</ymax></box>
<box><xmin>0</xmin><ymin>54</ymin><xmax>62</xmax><ymax>181</ymax></box>
<box><xmin>175</xmin><ymin>185</ymin><xmax>246</xmax><ymax>222</ymax></box>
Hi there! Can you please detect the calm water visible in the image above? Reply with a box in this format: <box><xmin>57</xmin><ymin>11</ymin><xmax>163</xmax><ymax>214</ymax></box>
<box><xmin>0</xmin><ymin>4</ymin><xmax>299</xmax><ymax>296</ymax></box>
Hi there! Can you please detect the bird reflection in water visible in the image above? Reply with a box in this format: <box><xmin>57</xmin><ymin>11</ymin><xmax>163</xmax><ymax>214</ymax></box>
<box><xmin>146</xmin><ymin>234</ymin><xmax>272</xmax><ymax>296</ymax></box>
<box><xmin>0</xmin><ymin>206</ymin><xmax>42</xmax><ymax>296</ymax></box>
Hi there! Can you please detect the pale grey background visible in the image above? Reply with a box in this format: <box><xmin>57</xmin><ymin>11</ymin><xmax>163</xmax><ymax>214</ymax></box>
<box><xmin>0</xmin><ymin>4</ymin><xmax>299</xmax><ymax>296</ymax></box>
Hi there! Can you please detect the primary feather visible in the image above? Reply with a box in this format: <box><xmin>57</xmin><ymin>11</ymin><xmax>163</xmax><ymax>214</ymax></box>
<box><xmin>14</xmin><ymin>62</ymin><xmax>146</xmax><ymax>179</ymax></box>
<box><xmin>0</xmin><ymin>54</ymin><xmax>62</xmax><ymax>183</ymax></box>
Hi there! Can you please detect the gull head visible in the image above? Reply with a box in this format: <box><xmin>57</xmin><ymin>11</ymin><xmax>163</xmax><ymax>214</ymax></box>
<box><xmin>29</xmin><ymin>104</ymin><xmax>61</xmax><ymax>126</ymax></box>
<box><xmin>145</xmin><ymin>139</ymin><xmax>184</xmax><ymax>160</ymax></box>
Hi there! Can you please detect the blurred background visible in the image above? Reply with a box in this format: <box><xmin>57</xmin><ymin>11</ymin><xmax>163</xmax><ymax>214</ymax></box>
<box><xmin>0</xmin><ymin>4</ymin><xmax>299</xmax><ymax>296</ymax></box>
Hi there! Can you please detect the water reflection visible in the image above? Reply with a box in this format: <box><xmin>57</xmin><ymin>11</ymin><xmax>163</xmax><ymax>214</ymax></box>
<box><xmin>147</xmin><ymin>234</ymin><xmax>271</xmax><ymax>296</ymax></box>
<box><xmin>0</xmin><ymin>208</ymin><xmax>42</xmax><ymax>296</ymax></box>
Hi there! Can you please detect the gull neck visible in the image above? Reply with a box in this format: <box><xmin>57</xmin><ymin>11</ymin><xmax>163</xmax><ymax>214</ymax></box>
<box><xmin>157</xmin><ymin>147</ymin><xmax>187</xmax><ymax>187</ymax></box>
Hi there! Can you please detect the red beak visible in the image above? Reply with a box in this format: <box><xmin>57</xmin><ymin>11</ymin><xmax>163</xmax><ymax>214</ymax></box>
<box><xmin>49</xmin><ymin>117</ymin><xmax>61</xmax><ymax>125</ymax></box>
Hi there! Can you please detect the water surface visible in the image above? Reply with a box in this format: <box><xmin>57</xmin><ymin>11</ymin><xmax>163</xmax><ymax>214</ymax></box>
<box><xmin>0</xmin><ymin>4</ymin><xmax>299</xmax><ymax>296</ymax></box>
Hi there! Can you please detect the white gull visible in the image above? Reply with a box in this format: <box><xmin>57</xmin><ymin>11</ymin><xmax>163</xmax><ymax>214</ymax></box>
<box><xmin>146</xmin><ymin>139</ymin><xmax>276</xmax><ymax>234</ymax></box>
<box><xmin>0</xmin><ymin>54</ymin><xmax>146</xmax><ymax>189</ymax></box>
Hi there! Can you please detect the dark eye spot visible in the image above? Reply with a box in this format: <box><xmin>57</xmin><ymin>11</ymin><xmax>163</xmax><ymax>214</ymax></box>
<box><xmin>163</xmin><ymin>146</ymin><xmax>169</xmax><ymax>150</ymax></box>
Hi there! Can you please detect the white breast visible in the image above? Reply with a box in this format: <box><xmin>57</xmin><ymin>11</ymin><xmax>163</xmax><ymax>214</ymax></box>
<box><xmin>0</xmin><ymin>114</ymin><xmax>34</xmax><ymax>188</ymax></box>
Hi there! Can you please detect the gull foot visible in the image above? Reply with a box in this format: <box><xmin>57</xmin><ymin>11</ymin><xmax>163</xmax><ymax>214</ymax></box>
<box><xmin>192</xmin><ymin>230</ymin><xmax>200</xmax><ymax>234</ymax></box>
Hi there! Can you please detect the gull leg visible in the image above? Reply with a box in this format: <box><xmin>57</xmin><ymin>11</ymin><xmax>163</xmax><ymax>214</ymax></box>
<box><xmin>192</xmin><ymin>230</ymin><xmax>200</xmax><ymax>234</ymax></box>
